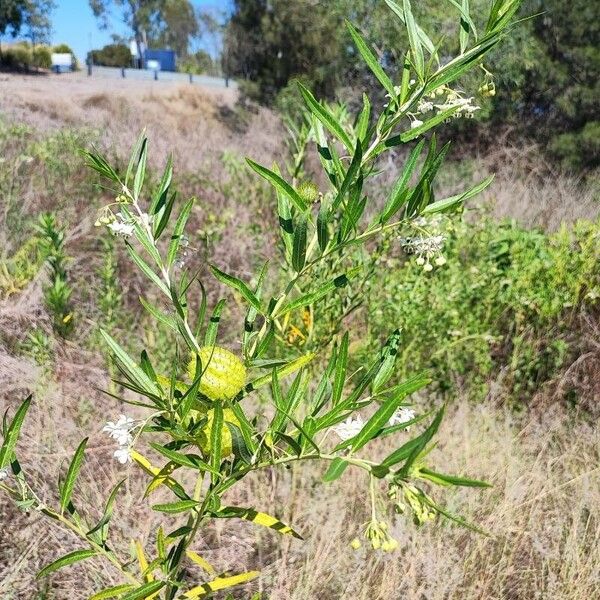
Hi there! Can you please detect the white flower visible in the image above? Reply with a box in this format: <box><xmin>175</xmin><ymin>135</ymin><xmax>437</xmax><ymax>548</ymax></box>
<box><xmin>113</xmin><ymin>447</ymin><xmax>132</xmax><ymax>464</ymax></box>
<box><xmin>333</xmin><ymin>415</ymin><xmax>365</xmax><ymax>441</ymax></box>
<box><xmin>411</xmin><ymin>119</ymin><xmax>424</xmax><ymax>130</ymax></box>
<box><xmin>417</xmin><ymin>99</ymin><xmax>434</xmax><ymax>113</ymax></box>
<box><xmin>103</xmin><ymin>415</ymin><xmax>135</xmax><ymax>447</ymax></box>
<box><xmin>107</xmin><ymin>220</ymin><xmax>135</xmax><ymax>237</ymax></box>
<box><xmin>389</xmin><ymin>407</ymin><xmax>416</xmax><ymax>430</ymax></box>
<box><xmin>0</xmin><ymin>467</ymin><xmax>9</xmax><ymax>481</ymax></box>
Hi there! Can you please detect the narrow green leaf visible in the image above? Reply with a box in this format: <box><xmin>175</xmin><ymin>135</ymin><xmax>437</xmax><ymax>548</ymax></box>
<box><xmin>403</xmin><ymin>0</ymin><xmax>424</xmax><ymax>79</ymax></box>
<box><xmin>379</xmin><ymin>139</ymin><xmax>425</xmax><ymax>223</ymax></box>
<box><xmin>418</xmin><ymin>468</ymin><xmax>492</xmax><ymax>488</ymax></box>
<box><xmin>166</xmin><ymin>198</ymin><xmax>194</xmax><ymax>268</ymax></box>
<box><xmin>346</xmin><ymin>20</ymin><xmax>397</xmax><ymax>99</ymax></box>
<box><xmin>422</xmin><ymin>174</ymin><xmax>494</xmax><ymax>214</ymax></box>
<box><xmin>275</xmin><ymin>267</ymin><xmax>361</xmax><ymax>317</ymax></box>
<box><xmin>343</xmin><ymin>373</ymin><xmax>430</xmax><ymax>453</ymax></box>
<box><xmin>246</xmin><ymin>159</ymin><xmax>308</xmax><ymax>212</ymax></box>
<box><xmin>87</xmin><ymin>479</ymin><xmax>126</xmax><ymax>537</ymax></box>
<box><xmin>400</xmin><ymin>105</ymin><xmax>461</xmax><ymax>143</ymax></box>
<box><xmin>121</xmin><ymin>581</ymin><xmax>166</xmax><ymax>600</ymax></box>
<box><xmin>332</xmin><ymin>333</ymin><xmax>349</xmax><ymax>406</ymax></box>
<box><xmin>152</xmin><ymin>500</ymin><xmax>199</xmax><ymax>514</ymax></box>
<box><xmin>291</xmin><ymin>213</ymin><xmax>308</xmax><ymax>273</ymax></box>
<box><xmin>133</xmin><ymin>137</ymin><xmax>148</xmax><ymax>200</ymax></box>
<box><xmin>0</xmin><ymin>396</ymin><xmax>32</xmax><ymax>469</ymax></box>
<box><xmin>298</xmin><ymin>83</ymin><xmax>353</xmax><ymax>151</ymax></box>
<box><xmin>89</xmin><ymin>584</ymin><xmax>136</xmax><ymax>600</ymax></box>
<box><xmin>323</xmin><ymin>458</ymin><xmax>349</xmax><ymax>482</ymax></box>
<box><xmin>60</xmin><ymin>438</ymin><xmax>88</xmax><ymax>514</ymax></box>
<box><xmin>125</xmin><ymin>243</ymin><xmax>170</xmax><ymax>297</ymax></box>
<box><xmin>149</xmin><ymin>444</ymin><xmax>218</xmax><ymax>475</ymax></box>
<box><xmin>210</xmin><ymin>265</ymin><xmax>263</xmax><ymax>314</ymax></box>
<box><xmin>37</xmin><ymin>549</ymin><xmax>96</xmax><ymax>579</ymax></box>
<box><xmin>100</xmin><ymin>330</ymin><xmax>160</xmax><ymax>397</ymax></box>
<box><xmin>205</xmin><ymin>299</ymin><xmax>226</xmax><ymax>347</ymax></box>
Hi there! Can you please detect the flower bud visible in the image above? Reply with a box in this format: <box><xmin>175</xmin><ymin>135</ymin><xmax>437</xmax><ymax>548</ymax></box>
<box><xmin>350</xmin><ymin>538</ymin><xmax>361</xmax><ymax>550</ymax></box>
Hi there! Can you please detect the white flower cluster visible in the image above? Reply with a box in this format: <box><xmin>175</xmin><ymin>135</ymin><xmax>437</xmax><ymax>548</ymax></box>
<box><xmin>107</xmin><ymin>213</ymin><xmax>135</xmax><ymax>237</ymax></box>
<box><xmin>0</xmin><ymin>467</ymin><xmax>9</xmax><ymax>481</ymax></box>
<box><xmin>103</xmin><ymin>414</ymin><xmax>136</xmax><ymax>464</ymax></box>
<box><xmin>400</xmin><ymin>235</ymin><xmax>447</xmax><ymax>271</ymax></box>
<box><xmin>435</xmin><ymin>94</ymin><xmax>480</xmax><ymax>118</ymax></box>
<box><xmin>332</xmin><ymin>407</ymin><xmax>417</xmax><ymax>442</ymax></box>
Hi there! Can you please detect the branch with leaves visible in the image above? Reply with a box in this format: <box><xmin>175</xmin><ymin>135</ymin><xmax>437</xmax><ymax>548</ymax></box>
<box><xmin>1</xmin><ymin>1</ymin><xmax>521</xmax><ymax>597</ymax></box>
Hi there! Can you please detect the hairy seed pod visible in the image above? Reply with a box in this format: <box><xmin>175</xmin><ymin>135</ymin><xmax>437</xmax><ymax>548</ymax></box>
<box><xmin>187</xmin><ymin>346</ymin><xmax>247</xmax><ymax>401</ymax></box>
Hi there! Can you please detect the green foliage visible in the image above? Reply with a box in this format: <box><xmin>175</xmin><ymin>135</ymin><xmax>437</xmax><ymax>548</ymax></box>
<box><xmin>1</xmin><ymin>2</ymin><xmax>524</xmax><ymax>598</ymax></box>
<box><xmin>88</xmin><ymin>43</ymin><xmax>132</xmax><ymax>67</ymax></box>
<box><xmin>37</xmin><ymin>213</ymin><xmax>74</xmax><ymax>338</ymax></box>
<box><xmin>363</xmin><ymin>216</ymin><xmax>600</xmax><ymax>401</ymax></box>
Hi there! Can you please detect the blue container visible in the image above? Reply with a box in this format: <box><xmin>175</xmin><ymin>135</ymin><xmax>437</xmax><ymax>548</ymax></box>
<box><xmin>143</xmin><ymin>49</ymin><xmax>176</xmax><ymax>72</ymax></box>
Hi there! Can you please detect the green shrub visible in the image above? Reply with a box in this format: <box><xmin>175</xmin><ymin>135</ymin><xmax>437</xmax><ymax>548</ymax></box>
<box><xmin>31</xmin><ymin>45</ymin><xmax>51</xmax><ymax>69</ymax></box>
<box><xmin>361</xmin><ymin>216</ymin><xmax>600</xmax><ymax>402</ymax></box>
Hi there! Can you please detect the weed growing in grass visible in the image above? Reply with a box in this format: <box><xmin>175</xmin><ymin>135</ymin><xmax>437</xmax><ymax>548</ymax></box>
<box><xmin>1</xmin><ymin>1</ymin><xmax>524</xmax><ymax>597</ymax></box>
<box><xmin>36</xmin><ymin>213</ymin><xmax>74</xmax><ymax>338</ymax></box>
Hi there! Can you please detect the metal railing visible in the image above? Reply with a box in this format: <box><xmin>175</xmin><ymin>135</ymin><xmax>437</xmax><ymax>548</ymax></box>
<box><xmin>84</xmin><ymin>65</ymin><xmax>236</xmax><ymax>89</ymax></box>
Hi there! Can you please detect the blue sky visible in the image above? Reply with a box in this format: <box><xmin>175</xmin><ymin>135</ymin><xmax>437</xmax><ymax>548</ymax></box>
<box><xmin>51</xmin><ymin>1</ymin><xmax>230</xmax><ymax>61</ymax></box>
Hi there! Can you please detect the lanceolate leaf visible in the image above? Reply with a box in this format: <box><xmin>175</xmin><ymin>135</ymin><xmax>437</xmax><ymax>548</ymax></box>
<box><xmin>210</xmin><ymin>265</ymin><xmax>263</xmax><ymax>314</ymax></box>
<box><xmin>37</xmin><ymin>550</ymin><xmax>97</xmax><ymax>579</ymax></box>
<box><xmin>292</xmin><ymin>212</ymin><xmax>308</xmax><ymax>272</ymax></box>
<box><xmin>166</xmin><ymin>198</ymin><xmax>194</xmax><ymax>268</ymax></box>
<box><xmin>0</xmin><ymin>395</ymin><xmax>32</xmax><ymax>469</ymax></box>
<box><xmin>339</xmin><ymin>373</ymin><xmax>430</xmax><ymax>453</ymax></box>
<box><xmin>275</xmin><ymin>267</ymin><xmax>361</xmax><ymax>317</ymax></box>
<box><xmin>346</xmin><ymin>20</ymin><xmax>397</xmax><ymax>99</ymax></box>
<box><xmin>298</xmin><ymin>83</ymin><xmax>353</xmax><ymax>151</ymax></box>
<box><xmin>152</xmin><ymin>500</ymin><xmax>200</xmax><ymax>514</ymax></box>
<box><xmin>404</xmin><ymin>0</ymin><xmax>425</xmax><ymax>79</ymax></box>
<box><xmin>422</xmin><ymin>174</ymin><xmax>494</xmax><ymax>214</ymax></box>
<box><xmin>210</xmin><ymin>401</ymin><xmax>223</xmax><ymax>483</ymax></box>
<box><xmin>60</xmin><ymin>437</ymin><xmax>88</xmax><ymax>514</ymax></box>
<box><xmin>87</xmin><ymin>479</ymin><xmax>126</xmax><ymax>537</ymax></box>
<box><xmin>100</xmin><ymin>331</ymin><xmax>160</xmax><ymax>397</ymax></box>
<box><xmin>246</xmin><ymin>159</ymin><xmax>308</xmax><ymax>212</ymax></box>
<box><xmin>89</xmin><ymin>584</ymin><xmax>136</xmax><ymax>600</ymax></box>
<box><xmin>418</xmin><ymin>468</ymin><xmax>492</xmax><ymax>488</ymax></box>
<box><xmin>323</xmin><ymin>457</ymin><xmax>349</xmax><ymax>482</ymax></box>
<box><xmin>214</xmin><ymin>506</ymin><xmax>303</xmax><ymax>539</ymax></box>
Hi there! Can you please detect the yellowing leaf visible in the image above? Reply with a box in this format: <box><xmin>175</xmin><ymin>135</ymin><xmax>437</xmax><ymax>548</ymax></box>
<box><xmin>183</xmin><ymin>571</ymin><xmax>260</xmax><ymax>598</ymax></box>
<box><xmin>185</xmin><ymin>551</ymin><xmax>216</xmax><ymax>576</ymax></box>
<box><xmin>216</xmin><ymin>506</ymin><xmax>303</xmax><ymax>539</ymax></box>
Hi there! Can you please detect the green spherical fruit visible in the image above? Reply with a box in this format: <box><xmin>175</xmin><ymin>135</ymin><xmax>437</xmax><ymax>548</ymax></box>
<box><xmin>187</xmin><ymin>346</ymin><xmax>247</xmax><ymax>401</ymax></box>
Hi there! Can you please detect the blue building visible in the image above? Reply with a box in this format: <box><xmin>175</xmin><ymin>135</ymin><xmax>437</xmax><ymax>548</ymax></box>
<box><xmin>144</xmin><ymin>49</ymin><xmax>176</xmax><ymax>72</ymax></box>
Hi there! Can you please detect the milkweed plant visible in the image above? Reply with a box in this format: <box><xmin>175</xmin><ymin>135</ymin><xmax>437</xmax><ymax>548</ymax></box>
<box><xmin>1</xmin><ymin>1</ymin><xmax>522</xmax><ymax>597</ymax></box>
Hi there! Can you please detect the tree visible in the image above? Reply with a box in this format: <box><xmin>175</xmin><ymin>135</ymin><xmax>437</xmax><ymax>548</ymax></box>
<box><xmin>150</xmin><ymin>0</ymin><xmax>197</xmax><ymax>58</ymax></box>
<box><xmin>89</xmin><ymin>0</ymin><xmax>162</xmax><ymax>67</ymax></box>
<box><xmin>0</xmin><ymin>0</ymin><xmax>26</xmax><ymax>39</ymax></box>
<box><xmin>22</xmin><ymin>0</ymin><xmax>55</xmax><ymax>45</ymax></box>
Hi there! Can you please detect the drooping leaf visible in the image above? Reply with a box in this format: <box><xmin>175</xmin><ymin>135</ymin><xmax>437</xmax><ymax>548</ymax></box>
<box><xmin>37</xmin><ymin>550</ymin><xmax>97</xmax><ymax>579</ymax></box>
<box><xmin>246</xmin><ymin>159</ymin><xmax>308</xmax><ymax>212</ymax></box>
<box><xmin>210</xmin><ymin>266</ymin><xmax>263</xmax><ymax>314</ymax></box>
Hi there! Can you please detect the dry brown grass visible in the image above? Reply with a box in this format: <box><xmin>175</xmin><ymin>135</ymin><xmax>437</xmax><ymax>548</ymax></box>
<box><xmin>1</xmin><ymin>369</ymin><xmax>598</xmax><ymax>599</ymax></box>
